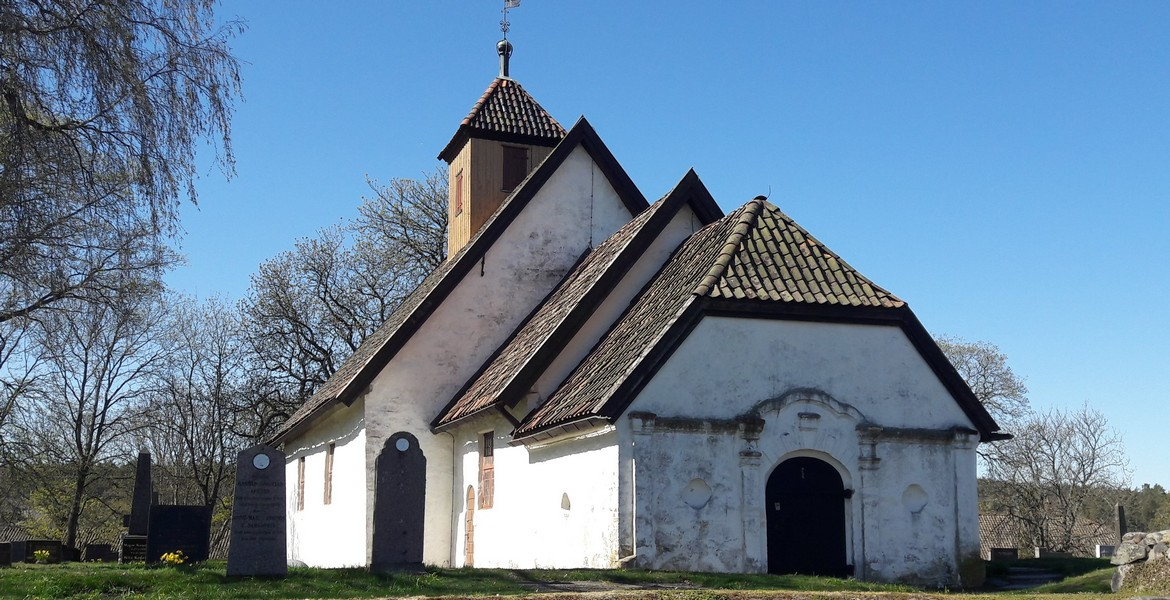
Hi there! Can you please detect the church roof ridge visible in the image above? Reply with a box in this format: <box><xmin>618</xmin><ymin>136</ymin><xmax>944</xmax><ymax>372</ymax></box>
<box><xmin>438</xmin><ymin>77</ymin><xmax>566</xmax><ymax>162</ymax></box>
<box><xmin>431</xmin><ymin>170</ymin><xmax>723</xmax><ymax>431</ymax></box>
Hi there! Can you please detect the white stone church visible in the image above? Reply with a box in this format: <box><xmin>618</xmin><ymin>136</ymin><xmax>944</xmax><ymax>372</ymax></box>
<box><xmin>270</xmin><ymin>41</ymin><xmax>1004</xmax><ymax>586</ymax></box>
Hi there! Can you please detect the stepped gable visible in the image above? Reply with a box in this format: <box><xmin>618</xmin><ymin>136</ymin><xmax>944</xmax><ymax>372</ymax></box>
<box><xmin>432</xmin><ymin>171</ymin><xmax>721</xmax><ymax>430</ymax></box>
<box><xmin>270</xmin><ymin>118</ymin><xmax>647</xmax><ymax>444</ymax></box>
<box><xmin>438</xmin><ymin>78</ymin><xmax>566</xmax><ymax>162</ymax></box>
<box><xmin>514</xmin><ymin>199</ymin><xmax>963</xmax><ymax>441</ymax></box>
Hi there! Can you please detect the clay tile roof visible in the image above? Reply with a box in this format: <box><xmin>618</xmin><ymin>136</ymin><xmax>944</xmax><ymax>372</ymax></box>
<box><xmin>696</xmin><ymin>200</ymin><xmax>904</xmax><ymax>308</ymax></box>
<box><xmin>438</xmin><ymin>78</ymin><xmax>567</xmax><ymax>162</ymax></box>
<box><xmin>514</xmin><ymin>199</ymin><xmax>905</xmax><ymax>439</ymax></box>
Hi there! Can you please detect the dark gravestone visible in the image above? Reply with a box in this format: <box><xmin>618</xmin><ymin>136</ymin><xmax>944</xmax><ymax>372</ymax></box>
<box><xmin>1116</xmin><ymin>503</ymin><xmax>1127</xmax><ymax>541</ymax></box>
<box><xmin>82</xmin><ymin>543</ymin><xmax>118</xmax><ymax>562</ymax></box>
<box><xmin>146</xmin><ymin>505</ymin><xmax>211</xmax><ymax>563</ymax></box>
<box><xmin>120</xmin><ymin>535</ymin><xmax>147</xmax><ymax>563</ymax></box>
<box><xmin>227</xmin><ymin>444</ymin><xmax>287</xmax><ymax>578</ymax></box>
<box><xmin>10</xmin><ymin>541</ymin><xmax>26</xmax><ymax>563</ymax></box>
<box><xmin>62</xmin><ymin>544</ymin><xmax>80</xmax><ymax>562</ymax></box>
<box><xmin>128</xmin><ymin>451</ymin><xmax>152</xmax><ymax>536</ymax></box>
<box><xmin>371</xmin><ymin>431</ymin><xmax>426</xmax><ymax>572</ymax></box>
<box><xmin>989</xmin><ymin>547</ymin><xmax>1019</xmax><ymax>561</ymax></box>
<box><xmin>21</xmin><ymin>540</ymin><xmax>63</xmax><ymax>563</ymax></box>
<box><xmin>0</xmin><ymin>542</ymin><xmax>11</xmax><ymax>567</ymax></box>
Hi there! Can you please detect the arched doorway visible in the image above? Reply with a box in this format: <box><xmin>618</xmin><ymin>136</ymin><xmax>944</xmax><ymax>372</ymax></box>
<box><xmin>765</xmin><ymin>456</ymin><xmax>848</xmax><ymax>576</ymax></box>
<box><xmin>464</xmin><ymin>486</ymin><xmax>475</xmax><ymax>566</ymax></box>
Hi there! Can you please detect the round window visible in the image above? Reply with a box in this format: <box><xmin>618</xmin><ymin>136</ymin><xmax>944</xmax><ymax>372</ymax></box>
<box><xmin>395</xmin><ymin>438</ymin><xmax>410</xmax><ymax>452</ymax></box>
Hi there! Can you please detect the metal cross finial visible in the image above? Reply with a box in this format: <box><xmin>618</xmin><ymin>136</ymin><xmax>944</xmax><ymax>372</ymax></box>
<box><xmin>500</xmin><ymin>0</ymin><xmax>520</xmax><ymax>40</ymax></box>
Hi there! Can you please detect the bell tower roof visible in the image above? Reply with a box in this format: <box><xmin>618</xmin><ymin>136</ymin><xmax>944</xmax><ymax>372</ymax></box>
<box><xmin>437</xmin><ymin>71</ymin><xmax>565</xmax><ymax>163</ymax></box>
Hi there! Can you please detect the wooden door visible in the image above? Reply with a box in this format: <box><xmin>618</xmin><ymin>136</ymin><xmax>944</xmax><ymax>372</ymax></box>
<box><xmin>765</xmin><ymin>456</ymin><xmax>848</xmax><ymax>576</ymax></box>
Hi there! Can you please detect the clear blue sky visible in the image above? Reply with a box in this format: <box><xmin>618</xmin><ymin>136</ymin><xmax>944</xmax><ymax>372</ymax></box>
<box><xmin>175</xmin><ymin>1</ymin><xmax>1170</xmax><ymax>488</ymax></box>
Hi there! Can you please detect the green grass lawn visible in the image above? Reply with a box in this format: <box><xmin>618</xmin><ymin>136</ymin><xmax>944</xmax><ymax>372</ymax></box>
<box><xmin>0</xmin><ymin>560</ymin><xmax>1124</xmax><ymax>600</ymax></box>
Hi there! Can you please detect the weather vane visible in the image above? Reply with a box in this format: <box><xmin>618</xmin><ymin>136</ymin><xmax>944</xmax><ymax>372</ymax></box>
<box><xmin>501</xmin><ymin>0</ymin><xmax>520</xmax><ymax>40</ymax></box>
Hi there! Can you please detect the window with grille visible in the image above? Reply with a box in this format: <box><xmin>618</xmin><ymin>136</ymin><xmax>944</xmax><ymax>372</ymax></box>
<box><xmin>478</xmin><ymin>432</ymin><xmax>494</xmax><ymax>509</ymax></box>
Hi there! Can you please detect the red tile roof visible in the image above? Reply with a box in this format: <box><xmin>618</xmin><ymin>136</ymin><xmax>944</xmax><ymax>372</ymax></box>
<box><xmin>438</xmin><ymin>78</ymin><xmax>566</xmax><ymax>162</ymax></box>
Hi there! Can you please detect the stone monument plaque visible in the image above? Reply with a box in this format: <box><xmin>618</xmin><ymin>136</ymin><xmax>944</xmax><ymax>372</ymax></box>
<box><xmin>227</xmin><ymin>444</ymin><xmax>287</xmax><ymax>577</ymax></box>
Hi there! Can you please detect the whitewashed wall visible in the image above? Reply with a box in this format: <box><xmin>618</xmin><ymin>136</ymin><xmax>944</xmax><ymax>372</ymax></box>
<box><xmin>624</xmin><ymin>316</ymin><xmax>982</xmax><ymax>585</ymax></box>
<box><xmin>450</xmin><ymin>414</ymin><xmax>621</xmax><ymax>568</ymax></box>
<box><xmin>284</xmin><ymin>398</ymin><xmax>367</xmax><ymax>567</ymax></box>
<box><xmin>359</xmin><ymin>144</ymin><xmax>637</xmax><ymax>567</ymax></box>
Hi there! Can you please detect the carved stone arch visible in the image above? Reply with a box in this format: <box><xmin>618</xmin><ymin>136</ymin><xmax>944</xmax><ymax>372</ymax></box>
<box><xmin>748</xmin><ymin>387</ymin><xmax>869</xmax><ymax>424</ymax></box>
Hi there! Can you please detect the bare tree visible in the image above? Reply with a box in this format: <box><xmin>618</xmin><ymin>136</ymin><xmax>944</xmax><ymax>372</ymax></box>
<box><xmin>141</xmin><ymin>295</ymin><xmax>246</xmax><ymax>508</ymax></box>
<box><xmin>241</xmin><ymin>168</ymin><xmax>448</xmax><ymax>434</ymax></box>
<box><xmin>0</xmin><ymin>0</ymin><xmax>242</xmax><ymax>324</ymax></box>
<box><xmin>983</xmin><ymin>404</ymin><xmax>1131</xmax><ymax>554</ymax></box>
<box><xmin>357</xmin><ymin>167</ymin><xmax>449</xmax><ymax>277</ymax></box>
<box><xmin>936</xmin><ymin>334</ymin><xmax>1029</xmax><ymax>424</ymax></box>
<box><xmin>8</xmin><ymin>288</ymin><xmax>166</xmax><ymax>548</ymax></box>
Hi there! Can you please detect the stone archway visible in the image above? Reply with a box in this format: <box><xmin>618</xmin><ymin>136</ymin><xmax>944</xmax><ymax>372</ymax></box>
<box><xmin>371</xmin><ymin>432</ymin><xmax>426</xmax><ymax>571</ymax></box>
<box><xmin>765</xmin><ymin>456</ymin><xmax>848</xmax><ymax>576</ymax></box>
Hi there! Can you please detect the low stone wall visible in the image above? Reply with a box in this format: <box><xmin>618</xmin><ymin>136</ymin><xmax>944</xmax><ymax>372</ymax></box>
<box><xmin>1110</xmin><ymin>530</ymin><xmax>1170</xmax><ymax>592</ymax></box>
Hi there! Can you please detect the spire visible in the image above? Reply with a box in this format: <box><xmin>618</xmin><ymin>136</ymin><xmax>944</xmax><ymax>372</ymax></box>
<box><xmin>497</xmin><ymin>39</ymin><xmax>513</xmax><ymax>79</ymax></box>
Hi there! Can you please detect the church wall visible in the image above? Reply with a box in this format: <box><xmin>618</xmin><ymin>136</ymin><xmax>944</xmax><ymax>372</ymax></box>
<box><xmin>450</xmin><ymin>415</ymin><xmax>621</xmax><ymax>568</ymax></box>
<box><xmin>283</xmin><ymin>398</ymin><xmax>367</xmax><ymax>568</ymax></box>
<box><xmin>360</xmin><ymin>143</ymin><xmax>637</xmax><ymax>567</ymax></box>
<box><xmin>623</xmin><ymin>316</ymin><xmax>981</xmax><ymax>585</ymax></box>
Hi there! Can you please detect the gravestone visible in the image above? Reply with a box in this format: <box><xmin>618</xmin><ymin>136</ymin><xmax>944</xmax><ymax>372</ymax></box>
<box><xmin>82</xmin><ymin>543</ymin><xmax>118</xmax><ymax>562</ymax></box>
<box><xmin>120</xmin><ymin>535</ymin><xmax>147</xmax><ymax>563</ymax></box>
<box><xmin>128</xmin><ymin>451</ymin><xmax>152</xmax><ymax>536</ymax></box>
<box><xmin>989</xmin><ymin>547</ymin><xmax>1018</xmax><ymax>561</ymax></box>
<box><xmin>146</xmin><ymin>505</ymin><xmax>211</xmax><ymax>563</ymax></box>
<box><xmin>371</xmin><ymin>432</ymin><xmax>426</xmax><ymax>572</ymax></box>
<box><xmin>227</xmin><ymin>444</ymin><xmax>287</xmax><ymax>577</ymax></box>
<box><xmin>19</xmin><ymin>540</ymin><xmax>63</xmax><ymax>563</ymax></box>
<box><xmin>1116</xmin><ymin>503</ymin><xmax>1127</xmax><ymax>541</ymax></box>
<box><xmin>0</xmin><ymin>542</ymin><xmax>11</xmax><ymax>567</ymax></box>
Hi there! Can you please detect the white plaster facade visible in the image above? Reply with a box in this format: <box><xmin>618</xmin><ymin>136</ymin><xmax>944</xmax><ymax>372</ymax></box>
<box><xmin>284</xmin><ymin>398</ymin><xmax>367</xmax><ymax>568</ymax></box>
<box><xmin>624</xmin><ymin>317</ymin><xmax>982</xmax><ymax>584</ymax></box>
<box><xmin>275</xmin><ymin>93</ymin><xmax>997</xmax><ymax>587</ymax></box>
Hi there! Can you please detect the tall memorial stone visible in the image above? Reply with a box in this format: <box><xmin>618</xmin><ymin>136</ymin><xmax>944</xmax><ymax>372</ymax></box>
<box><xmin>371</xmin><ymin>432</ymin><xmax>426</xmax><ymax>572</ymax></box>
<box><xmin>0</xmin><ymin>542</ymin><xmax>11</xmax><ymax>567</ymax></box>
<box><xmin>227</xmin><ymin>444</ymin><xmax>287</xmax><ymax>577</ymax></box>
<box><xmin>120</xmin><ymin>450</ymin><xmax>152</xmax><ymax>562</ymax></box>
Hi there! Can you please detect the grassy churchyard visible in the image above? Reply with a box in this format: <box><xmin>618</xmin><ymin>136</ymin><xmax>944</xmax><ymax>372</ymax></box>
<box><xmin>0</xmin><ymin>558</ymin><xmax>1130</xmax><ymax>600</ymax></box>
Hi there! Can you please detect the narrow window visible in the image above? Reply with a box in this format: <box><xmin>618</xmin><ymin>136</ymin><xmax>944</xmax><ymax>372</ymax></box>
<box><xmin>297</xmin><ymin>456</ymin><xmax>306</xmax><ymax>511</ymax></box>
<box><xmin>501</xmin><ymin>146</ymin><xmax>528</xmax><ymax>192</ymax></box>
<box><xmin>323</xmin><ymin>443</ymin><xmax>335</xmax><ymax>505</ymax></box>
<box><xmin>454</xmin><ymin>170</ymin><xmax>464</xmax><ymax>216</ymax></box>
<box><xmin>478</xmin><ymin>432</ymin><xmax>494</xmax><ymax>509</ymax></box>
